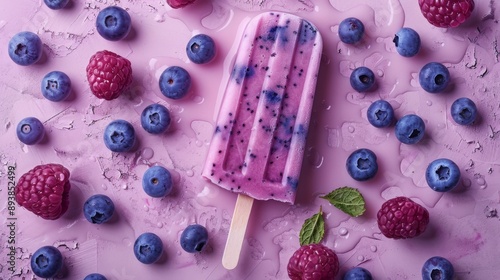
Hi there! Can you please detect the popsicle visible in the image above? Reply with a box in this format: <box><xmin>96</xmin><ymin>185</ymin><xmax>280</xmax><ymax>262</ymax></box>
<box><xmin>202</xmin><ymin>11</ymin><xmax>323</xmax><ymax>268</ymax></box>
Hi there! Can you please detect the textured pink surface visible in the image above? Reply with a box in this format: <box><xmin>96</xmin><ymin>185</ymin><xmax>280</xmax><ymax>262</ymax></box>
<box><xmin>202</xmin><ymin>12</ymin><xmax>322</xmax><ymax>203</ymax></box>
<box><xmin>0</xmin><ymin>0</ymin><xmax>499</xmax><ymax>279</ymax></box>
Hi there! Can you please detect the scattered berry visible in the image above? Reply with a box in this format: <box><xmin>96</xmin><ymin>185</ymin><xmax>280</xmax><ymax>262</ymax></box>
<box><xmin>419</xmin><ymin>62</ymin><xmax>450</xmax><ymax>93</ymax></box>
<box><xmin>142</xmin><ymin>166</ymin><xmax>173</xmax><ymax>198</ymax></box>
<box><xmin>96</xmin><ymin>6</ymin><xmax>132</xmax><ymax>41</ymax></box>
<box><xmin>377</xmin><ymin>196</ymin><xmax>430</xmax><ymax>239</ymax></box>
<box><xmin>84</xmin><ymin>273</ymin><xmax>107</xmax><ymax>280</ymax></box>
<box><xmin>134</xmin><ymin>232</ymin><xmax>163</xmax><ymax>264</ymax></box>
<box><xmin>141</xmin><ymin>104</ymin><xmax>171</xmax><ymax>134</ymax></box>
<box><xmin>15</xmin><ymin>163</ymin><xmax>71</xmax><ymax>220</ymax></box>
<box><xmin>186</xmin><ymin>34</ymin><xmax>216</xmax><ymax>64</ymax></box>
<box><xmin>367</xmin><ymin>100</ymin><xmax>395</xmax><ymax>128</ymax></box>
<box><xmin>418</xmin><ymin>0</ymin><xmax>475</xmax><ymax>28</ymax></box>
<box><xmin>16</xmin><ymin>117</ymin><xmax>45</xmax><ymax>145</ymax></box>
<box><xmin>41</xmin><ymin>71</ymin><xmax>72</xmax><ymax>102</ymax></box>
<box><xmin>30</xmin><ymin>246</ymin><xmax>64</xmax><ymax>278</ymax></box>
<box><xmin>8</xmin><ymin>31</ymin><xmax>43</xmax><ymax>66</ymax></box>
<box><xmin>393</xmin><ymin>27</ymin><xmax>421</xmax><ymax>57</ymax></box>
<box><xmin>86</xmin><ymin>50</ymin><xmax>132</xmax><ymax>100</ymax></box>
<box><xmin>339</xmin><ymin>17</ymin><xmax>365</xmax><ymax>44</ymax></box>
<box><xmin>451</xmin><ymin>97</ymin><xmax>477</xmax><ymax>125</ymax></box>
<box><xmin>83</xmin><ymin>194</ymin><xmax>115</xmax><ymax>224</ymax></box>
<box><xmin>180</xmin><ymin>224</ymin><xmax>209</xmax><ymax>253</ymax></box>
<box><xmin>346</xmin><ymin>148</ymin><xmax>378</xmax><ymax>181</ymax></box>
<box><xmin>167</xmin><ymin>0</ymin><xmax>196</xmax><ymax>9</ymax></box>
<box><xmin>343</xmin><ymin>267</ymin><xmax>373</xmax><ymax>280</ymax></box>
<box><xmin>426</xmin><ymin>158</ymin><xmax>461</xmax><ymax>192</ymax></box>
<box><xmin>44</xmin><ymin>0</ymin><xmax>69</xmax><ymax>9</ymax></box>
<box><xmin>395</xmin><ymin>114</ymin><xmax>426</xmax><ymax>144</ymax></box>
<box><xmin>103</xmin><ymin>119</ymin><xmax>136</xmax><ymax>152</ymax></box>
<box><xmin>350</xmin><ymin>66</ymin><xmax>375</xmax><ymax>92</ymax></box>
<box><xmin>159</xmin><ymin>66</ymin><xmax>191</xmax><ymax>99</ymax></box>
<box><xmin>287</xmin><ymin>243</ymin><xmax>339</xmax><ymax>280</ymax></box>
<box><xmin>421</xmin><ymin>256</ymin><xmax>454</xmax><ymax>280</ymax></box>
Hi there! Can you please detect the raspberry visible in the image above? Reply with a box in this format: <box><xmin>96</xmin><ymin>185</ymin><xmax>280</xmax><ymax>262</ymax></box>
<box><xmin>15</xmin><ymin>163</ymin><xmax>71</xmax><ymax>220</ymax></box>
<box><xmin>418</xmin><ymin>0</ymin><xmax>475</xmax><ymax>28</ymax></box>
<box><xmin>86</xmin><ymin>50</ymin><xmax>132</xmax><ymax>100</ymax></box>
<box><xmin>287</xmin><ymin>243</ymin><xmax>339</xmax><ymax>280</ymax></box>
<box><xmin>377</xmin><ymin>196</ymin><xmax>429</xmax><ymax>239</ymax></box>
<box><xmin>167</xmin><ymin>0</ymin><xmax>196</xmax><ymax>9</ymax></box>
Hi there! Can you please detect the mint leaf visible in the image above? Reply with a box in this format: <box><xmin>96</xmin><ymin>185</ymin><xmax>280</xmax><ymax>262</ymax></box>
<box><xmin>299</xmin><ymin>206</ymin><xmax>325</xmax><ymax>246</ymax></box>
<box><xmin>321</xmin><ymin>187</ymin><xmax>366</xmax><ymax>217</ymax></box>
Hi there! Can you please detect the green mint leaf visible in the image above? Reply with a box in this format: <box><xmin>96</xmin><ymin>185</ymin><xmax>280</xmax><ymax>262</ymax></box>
<box><xmin>320</xmin><ymin>187</ymin><xmax>366</xmax><ymax>217</ymax></box>
<box><xmin>299</xmin><ymin>206</ymin><xmax>325</xmax><ymax>246</ymax></box>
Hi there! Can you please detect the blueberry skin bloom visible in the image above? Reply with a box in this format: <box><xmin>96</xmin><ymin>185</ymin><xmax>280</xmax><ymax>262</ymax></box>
<box><xmin>16</xmin><ymin>117</ymin><xmax>45</xmax><ymax>145</ymax></box>
<box><xmin>186</xmin><ymin>34</ymin><xmax>216</xmax><ymax>64</ymax></box>
<box><xmin>393</xmin><ymin>27</ymin><xmax>421</xmax><ymax>57</ymax></box>
<box><xmin>395</xmin><ymin>114</ymin><xmax>425</xmax><ymax>144</ymax></box>
<box><xmin>451</xmin><ymin>97</ymin><xmax>477</xmax><ymax>125</ymax></box>
<box><xmin>346</xmin><ymin>148</ymin><xmax>378</xmax><ymax>181</ymax></box>
<box><xmin>350</xmin><ymin>66</ymin><xmax>375</xmax><ymax>92</ymax></box>
<box><xmin>419</xmin><ymin>62</ymin><xmax>450</xmax><ymax>93</ymax></box>
<box><xmin>83</xmin><ymin>194</ymin><xmax>115</xmax><ymax>224</ymax></box>
<box><xmin>367</xmin><ymin>100</ymin><xmax>395</xmax><ymax>128</ymax></box>
<box><xmin>142</xmin><ymin>166</ymin><xmax>173</xmax><ymax>197</ymax></box>
<box><xmin>180</xmin><ymin>224</ymin><xmax>209</xmax><ymax>253</ymax></box>
<box><xmin>30</xmin><ymin>246</ymin><xmax>63</xmax><ymax>278</ymax></box>
<box><xmin>134</xmin><ymin>232</ymin><xmax>163</xmax><ymax>264</ymax></box>
<box><xmin>96</xmin><ymin>6</ymin><xmax>131</xmax><ymax>41</ymax></box>
<box><xmin>343</xmin><ymin>267</ymin><xmax>373</xmax><ymax>280</ymax></box>
<box><xmin>339</xmin><ymin>17</ymin><xmax>365</xmax><ymax>44</ymax></box>
<box><xmin>426</xmin><ymin>158</ymin><xmax>461</xmax><ymax>192</ymax></box>
<box><xmin>422</xmin><ymin>256</ymin><xmax>454</xmax><ymax>280</ymax></box>
<box><xmin>44</xmin><ymin>0</ymin><xmax>69</xmax><ymax>9</ymax></box>
<box><xmin>84</xmin><ymin>273</ymin><xmax>107</xmax><ymax>280</ymax></box>
<box><xmin>141</xmin><ymin>104</ymin><xmax>171</xmax><ymax>134</ymax></box>
<box><xmin>159</xmin><ymin>66</ymin><xmax>191</xmax><ymax>99</ymax></box>
<box><xmin>8</xmin><ymin>31</ymin><xmax>43</xmax><ymax>66</ymax></box>
<box><xmin>103</xmin><ymin>119</ymin><xmax>136</xmax><ymax>152</ymax></box>
<box><xmin>41</xmin><ymin>71</ymin><xmax>72</xmax><ymax>102</ymax></box>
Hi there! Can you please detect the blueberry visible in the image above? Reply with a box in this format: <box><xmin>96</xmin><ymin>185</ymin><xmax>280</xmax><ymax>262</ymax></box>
<box><xmin>180</xmin><ymin>224</ymin><xmax>209</xmax><ymax>253</ymax></box>
<box><xmin>8</xmin><ymin>31</ymin><xmax>43</xmax><ymax>66</ymax></box>
<box><xmin>84</xmin><ymin>273</ymin><xmax>107</xmax><ymax>280</ymax></box>
<box><xmin>451</xmin><ymin>97</ymin><xmax>477</xmax><ymax>125</ymax></box>
<box><xmin>367</xmin><ymin>100</ymin><xmax>395</xmax><ymax>128</ymax></box>
<box><xmin>343</xmin><ymin>267</ymin><xmax>373</xmax><ymax>280</ymax></box>
<box><xmin>83</xmin><ymin>194</ymin><xmax>115</xmax><ymax>224</ymax></box>
<box><xmin>96</xmin><ymin>6</ymin><xmax>131</xmax><ymax>41</ymax></box>
<box><xmin>425</xmin><ymin>158</ymin><xmax>461</xmax><ymax>192</ymax></box>
<box><xmin>339</xmin><ymin>17</ymin><xmax>365</xmax><ymax>44</ymax></box>
<box><xmin>346</xmin><ymin>148</ymin><xmax>378</xmax><ymax>181</ymax></box>
<box><xmin>103</xmin><ymin>119</ymin><xmax>136</xmax><ymax>152</ymax></box>
<box><xmin>41</xmin><ymin>71</ymin><xmax>72</xmax><ymax>102</ymax></box>
<box><xmin>419</xmin><ymin>62</ymin><xmax>450</xmax><ymax>93</ymax></box>
<box><xmin>422</xmin><ymin>256</ymin><xmax>454</xmax><ymax>280</ymax></box>
<box><xmin>142</xmin><ymin>166</ymin><xmax>173</xmax><ymax>198</ymax></box>
<box><xmin>141</xmin><ymin>104</ymin><xmax>171</xmax><ymax>134</ymax></box>
<box><xmin>30</xmin><ymin>246</ymin><xmax>63</xmax><ymax>278</ymax></box>
<box><xmin>186</xmin><ymin>34</ymin><xmax>216</xmax><ymax>64</ymax></box>
<box><xmin>16</xmin><ymin>117</ymin><xmax>45</xmax><ymax>145</ymax></box>
<box><xmin>134</xmin><ymin>232</ymin><xmax>163</xmax><ymax>264</ymax></box>
<box><xmin>350</xmin><ymin>66</ymin><xmax>375</xmax><ymax>92</ymax></box>
<box><xmin>159</xmin><ymin>66</ymin><xmax>191</xmax><ymax>99</ymax></box>
<box><xmin>44</xmin><ymin>0</ymin><xmax>69</xmax><ymax>9</ymax></box>
<box><xmin>393</xmin><ymin>27</ymin><xmax>420</xmax><ymax>57</ymax></box>
<box><xmin>395</xmin><ymin>114</ymin><xmax>425</xmax><ymax>144</ymax></box>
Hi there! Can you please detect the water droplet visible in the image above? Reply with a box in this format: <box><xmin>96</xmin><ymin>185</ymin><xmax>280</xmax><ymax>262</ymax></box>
<box><xmin>348</xmin><ymin>126</ymin><xmax>355</xmax><ymax>133</ymax></box>
<box><xmin>462</xmin><ymin>178</ymin><xmax>472</xmax><ymax>188</ymax></box>
<box><xmin>476</xmin><ymin>177</ymin><xmax>485</xmax><ymax>185</ymax></box>
<box><xmin>426</xmin><ymin>100</ymin><xmax>432</xmax><ymax>106</ymax></box>
<box><xmin>143</xmin><ymin>205</ymin><xmax>149</xmax><ymax>212</ymax></box>
<box><xmin>101</xmin><ymin>184</ymin><xmax>108</xmax><ymax>190</ymax></box>
<box><xmin>157</xmin><ymin>222</ymin><xmax>163</xmax><ymax>228</ymax></box>
<box><xmin>141</xmin><ymin>148</ymin><xmax>154</xmax><ymax>160</ymax></box>
<box><xmin>357</xmin><ymin>255</ymin><xmax>365</xmax><ymax>262</ymax></box>
<box><xmin>122</xmin><ymin>184</ymin><xmax>128</xmax><ymax>190</ymax></box>
<box><xmin>339</xmin><ymin>227</ymin><xmax>348</xmax><ymax>236</ymax></box>
<box><xmin>480</xmin><ymin>184</ymin><xmax>487</xmax><ymax>189</ymax></box>
<box><xmin>186</xmin><ymin>170</ymin><xmax>194</xmax><ymax>177</ymax></box>
<box><xmin>370</xmin><ymin>245</ymin><xmax>377</xmax><ymax>252</ymax></box>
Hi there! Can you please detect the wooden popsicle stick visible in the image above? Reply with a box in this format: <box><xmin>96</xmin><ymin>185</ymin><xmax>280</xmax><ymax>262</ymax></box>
<box><xmin>222</xmin><ymin>194</ymin><xmax>254</xmax><ymax>270</ymax></box>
